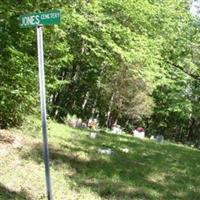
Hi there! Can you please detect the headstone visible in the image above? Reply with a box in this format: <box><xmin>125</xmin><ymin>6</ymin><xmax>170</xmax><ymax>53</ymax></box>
<box><xmin>75</xmin><ymin>118</ymin><xmax>82</xmax><ymax>128</ymax></box>
<box><xmin>81</xmin><ymin>122</ymin><xmax>87</xmax><ymax>128</ymax></box>
<box><xmin>112</xmin><ymin>125</ymin><xmax>122</xmax><ymax>134</ymax></box>
<box><xmin>133</xmin><ymin>130</ymin><xmax>145</xmax><ymax>139</ymax></box>
<box><xmin>121</xmin><ymin>148</ymin><xmax>129</xmax><ymax>153</ymax></box>
<box><xmin>68</xmin><ymin>118</ymin><xmax>84</xmax><ymax>128</ymax></box>
<box><xmin>89</xmin><ymin>132</ymin><xmax>97</xmax><ymax>139</ymax></box>
<box><xmin>97</xmin><ymin>148</ymin><xmax>113</xmax><ymax>155</ymax></box>
<box><xmin>150</xmin><ymin>135</ymin><xmax>155</xmax><ymax>140</ymax></box>
<box><xmin>155</xmin><ymin>135</ymin><xmax>164</xmax><ymax>143</ymax></box>
<box><xmin>68</xmin><ymin>119</ymin><xmax>77</xmax><ymax>128</ymax></box>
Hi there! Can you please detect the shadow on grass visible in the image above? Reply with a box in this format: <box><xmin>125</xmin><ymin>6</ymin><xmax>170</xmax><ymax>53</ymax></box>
<box><xmin>81</xmin><ymin>179</ymin><xmax>154</xmax><ymax>200</ymax></box>
<box><xmin>21</xmin><ymin>131</ymin><xmax>200</xmax><ymax>200</ymax></box>
<box><xmin>0</xmin><ymin>183</ymin><xmax>30</xmax><ymax>200</ymax></box>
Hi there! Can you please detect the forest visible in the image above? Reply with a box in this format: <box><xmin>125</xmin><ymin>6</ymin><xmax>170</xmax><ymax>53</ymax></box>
<box><xmin>1</xmin><ymin>0</ymin><xmax>200</xmax><ymax>146</ymax></box>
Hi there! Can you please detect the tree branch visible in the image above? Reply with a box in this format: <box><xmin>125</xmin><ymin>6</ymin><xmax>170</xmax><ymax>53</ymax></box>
<box><xmin>167</xmin><ymin>61</ymin><xmax>200</xmax><ymax>81</ymax></box>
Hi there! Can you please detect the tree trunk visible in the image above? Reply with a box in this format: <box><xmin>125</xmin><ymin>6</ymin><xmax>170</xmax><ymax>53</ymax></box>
<box><xmin>187</xmin><ymin>118</ymin><xmax>195</xmax><ymax>141</ymax></box>
<box><xmin>106</xmin><ymin>93</ymin><xmax>114</xmax><ymax>127</ymax></box>
<box><xmin>91</xmin><ymin>95</ymin><xmax>98</xmax><ymax>119</ymax></box>
<box><xmin>82</xmin><ymin>91</ymin><xmax>90</xmax><ymax>110</ymax></box>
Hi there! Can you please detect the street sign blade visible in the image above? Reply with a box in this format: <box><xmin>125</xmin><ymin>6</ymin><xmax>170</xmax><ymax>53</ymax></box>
<box><xmin>20</xmin><ymin>10</ymin><xmax>60</xmax><ymax>27</ymax></box>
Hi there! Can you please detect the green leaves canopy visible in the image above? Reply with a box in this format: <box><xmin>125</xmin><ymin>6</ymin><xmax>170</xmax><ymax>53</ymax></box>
<box><xmin>1</xmin><ymin>0</ymin><xmax>200</xmax><ymax>145</ymax></box>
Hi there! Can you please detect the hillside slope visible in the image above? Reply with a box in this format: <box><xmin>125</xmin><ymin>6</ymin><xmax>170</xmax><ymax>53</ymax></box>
<box><xmin>0</xmin><ymin>118</ymin><xmax>200</xmax><ymax>200</ymax></box>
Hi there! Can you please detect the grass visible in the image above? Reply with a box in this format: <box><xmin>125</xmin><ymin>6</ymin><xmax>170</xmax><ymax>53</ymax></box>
<box><xmin>0</xmin><ymin>116</ymin><xmax>200</xmax><ymax>200</ymax></box>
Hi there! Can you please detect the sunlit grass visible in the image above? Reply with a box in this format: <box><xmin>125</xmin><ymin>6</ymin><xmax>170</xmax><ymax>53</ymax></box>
<box><xmin>0</xmin><ymin>116</ymin><xmax>200</xmax><ymax>199</ymax></box>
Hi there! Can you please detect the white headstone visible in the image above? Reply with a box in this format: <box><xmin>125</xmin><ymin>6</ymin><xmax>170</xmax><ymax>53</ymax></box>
<box><xmin>191</xmin><ymin>0</ymin><xmax>200</xmax><ymax>16</ymax></box>
<box><xmin>133</xmin><ymin>130</ymin><xmax>145</xmax><ymax>139</ymax></box>
<box><xmin>97</xmin><ymin>148</ymin><xmax>113</xmax><ymax>155</ymax></box>
<box><xmin>150</xmin><ymin>135</ymin><xmax>155</xmax><ymax>140</ymax></box>
<box><xmin>89</xmin><ymin>132</ymin><xmax>97</xmax><ymax>139</ymax></box>
<box><xmin>112</xmin><ymin>126</ymin><xmax>122</xmax><ymax>134</ymax></box>
<box><xmin>121</xmin><ymin>148</ymin><xmax>129</xmax><ymax>153</ymax></box>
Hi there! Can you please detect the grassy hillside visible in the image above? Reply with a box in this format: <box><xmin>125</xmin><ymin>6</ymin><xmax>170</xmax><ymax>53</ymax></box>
<box><xmin>0</xmin><ymin>117</ymin><xmax>200</xmax><ymax>200</ymax></box>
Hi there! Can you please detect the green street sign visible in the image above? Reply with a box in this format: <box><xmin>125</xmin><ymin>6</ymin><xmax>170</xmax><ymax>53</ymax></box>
<box><xmin>20</xmin><ymin>10</ymin><xmax>60</xmax><ymax>27</ymax></box>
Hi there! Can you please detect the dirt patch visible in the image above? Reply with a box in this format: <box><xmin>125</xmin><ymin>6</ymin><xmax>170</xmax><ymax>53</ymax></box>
<box><xmin>0</xmin><ymin>129</ymin><xmax>24</xmax><ymax>152</ymax></box>
<box><xmin>0</xmin><ymin>130</ymin><xmax>15</xmax><ymax>144</ymax></box>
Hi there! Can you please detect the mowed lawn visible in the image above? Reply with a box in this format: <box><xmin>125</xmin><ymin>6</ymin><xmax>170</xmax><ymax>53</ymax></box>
<box><xmin>0</xmin><ymin>117</ymin><xmax>200</xmax><ymax>200</ymax></box>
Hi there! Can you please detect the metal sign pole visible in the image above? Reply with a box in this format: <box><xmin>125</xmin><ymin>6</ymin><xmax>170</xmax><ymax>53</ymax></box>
<box><xmin>36</xmin><ymin>25</ymin><xmax>53</xmax><ymax>200</ymax></box>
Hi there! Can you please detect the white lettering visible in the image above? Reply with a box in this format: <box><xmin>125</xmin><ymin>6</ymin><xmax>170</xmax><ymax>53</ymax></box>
<box><xmin>21</xmin><ymin>12</ymin><xmax>60</xmax><ymax>26</ymax></box>
<box><xmin>28</xmin><ymin>16</ymin><xmax>34</xmax><ymax>25</ymax></box>
<box><xmin>34</xmin><ymin>15</ymin><xmax>40</xmax><ymax>25</ymax></box>
<box><xmin>23</xmin><ymin>16</ymin><xmax>33</xmax><ymax>25</ymax></box>
<box><xmin>41</xmin><ymin>13</ymin><xmax>51</xmax><ymax>20</ymax></box>
<box><xmin>22</xmin><ymin>15</ymin><xmax>41</xmax><ymax>26</ymax></box>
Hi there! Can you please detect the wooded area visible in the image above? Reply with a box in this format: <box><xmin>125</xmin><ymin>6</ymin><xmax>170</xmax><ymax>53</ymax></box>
<box><xmin>1</xmin><ymin>0</ymin><xmax>200</xmax><ymax>146</ymax></box>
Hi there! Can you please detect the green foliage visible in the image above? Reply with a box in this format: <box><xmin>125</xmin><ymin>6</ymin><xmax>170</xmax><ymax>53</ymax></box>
<box><xmin>1</xmin><ymin>0</ymin><xmax>200</xmax><ymax>144</ymax></box>
<box><xmin>0</xmin><ymin>2</ymin><xmax>38</xmax><ymax>128</ymax></box>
